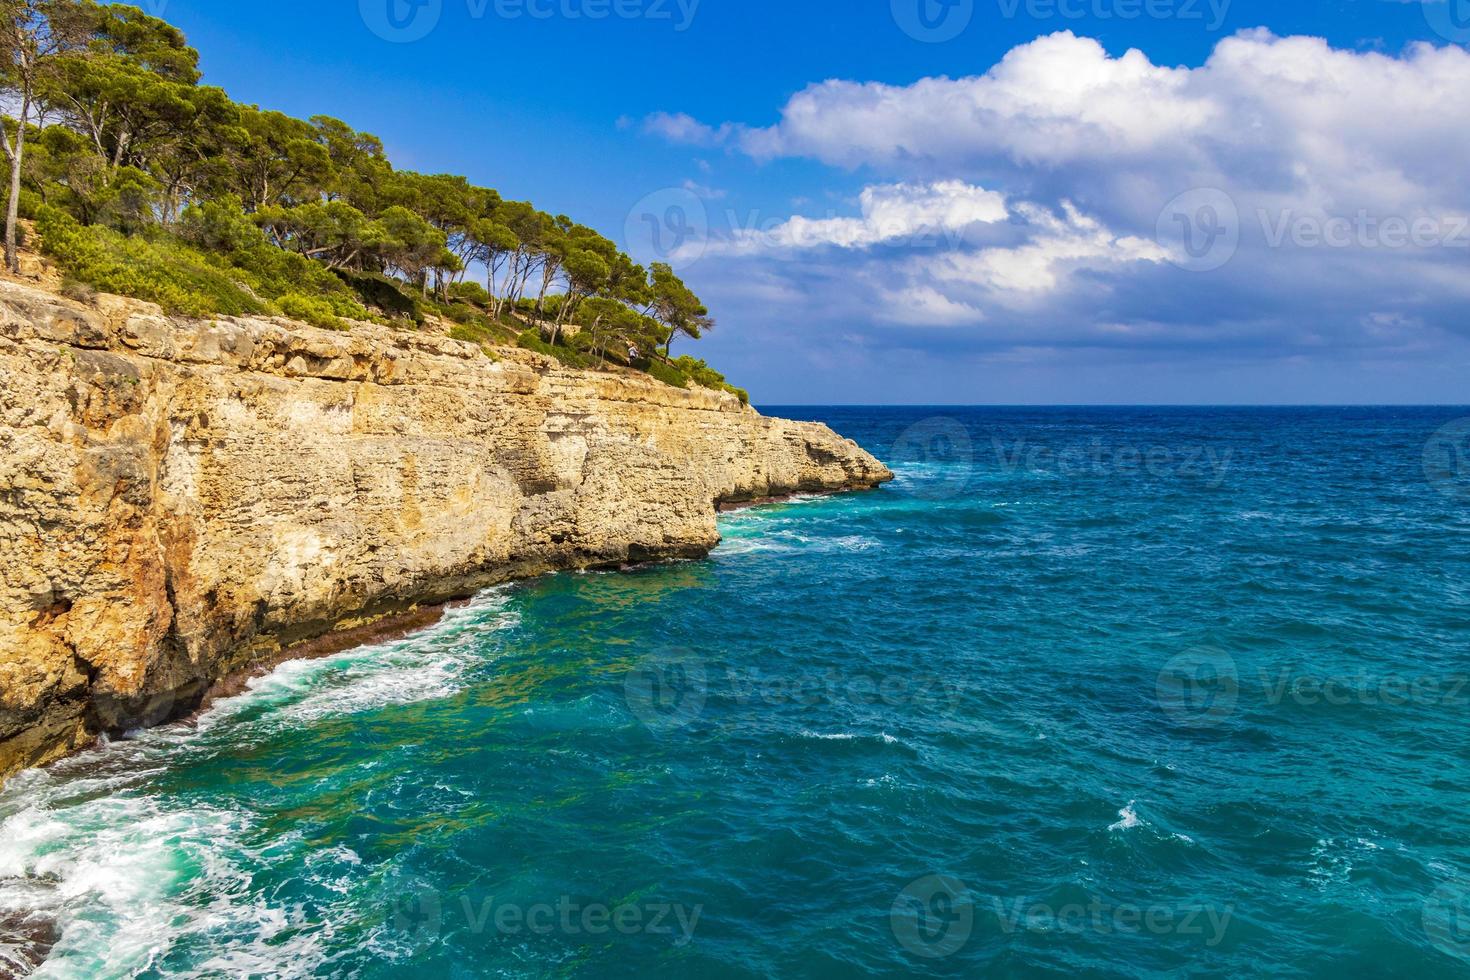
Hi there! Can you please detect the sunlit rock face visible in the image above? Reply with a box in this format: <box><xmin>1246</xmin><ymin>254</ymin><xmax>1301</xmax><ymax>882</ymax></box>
<box><xmin>0</xmin><ymin>281</ymin><xmax>890</xmax><ymax>780</ymax></box>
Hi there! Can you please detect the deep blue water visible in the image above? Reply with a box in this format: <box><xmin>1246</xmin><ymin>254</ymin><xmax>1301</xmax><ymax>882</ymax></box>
<box><xmin>2</xmin><ymin>406</ymin><xmax>1470</xmax><ymax>978</ymax></box>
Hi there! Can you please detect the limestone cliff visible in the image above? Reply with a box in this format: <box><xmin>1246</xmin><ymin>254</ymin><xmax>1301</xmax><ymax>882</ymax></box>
<box><xmin>0</xmin><ymin>280</ymin><xmax>891</xmax><ymax>782</ymax></box>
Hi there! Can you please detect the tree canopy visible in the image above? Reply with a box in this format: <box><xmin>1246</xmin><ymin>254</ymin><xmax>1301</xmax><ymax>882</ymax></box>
<box><xmin>0</xmin><ymin>0</ymin><xmax>732</xmax><ymax>397</ymax></box>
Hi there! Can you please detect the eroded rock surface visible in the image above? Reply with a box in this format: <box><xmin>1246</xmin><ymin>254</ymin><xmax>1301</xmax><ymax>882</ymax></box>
<box><xmin>0</xmin><ymin>281</ymin><xmax>890</xmax><ymax>781</ymax></box>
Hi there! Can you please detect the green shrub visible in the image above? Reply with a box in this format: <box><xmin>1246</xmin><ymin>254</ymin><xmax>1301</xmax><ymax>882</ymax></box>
<box><xmin>228</xmin><ymin>244</ymin><xmax>367</xmax><ymax>321</ymax></box>
<box><xmin>443</xmin><ymin>302</ymin><xmax>484</xmax><ymax>326</ymax></box>
<box><xmin>38</xmin><ymin>204</ymin><xmax>371</xmax><ymax>329</ymax></box>
<box><xmin>334</xmin><ymin>268</ymin><xmax>422</xmax><ymax>323</ymax></box>
<box><xmin>671</xmin><ymin>355</ymin><xmax>749</xmax><ymax>403</ymax></box>
<box><xmin>178</xmin><ymin>197</ymin><xmax>369</xmax><ymax>322</ymax></box>
<box><xmin>448</xmin><ymin>320</ymin><xmax>506</xmax><ymax>351</ymax></box>
<box><xmin>645</xmin><ymin>358</ymin><xmax>690</xmax><ymax>390</ymax></box>
<box><xmin>37</xmin><ymin>205</ymin><xmax>268</xmax><ymax>318</ymax></box>
<box><xmin>277</xmin><ymin>292</ymin><xmax>347</xmax><ymax>330</ymax></box>
<box><xmin>447</xmin><ymin>281</ymin><xmax>491</xmax><ymax>307</ymax></box>
<box><xmin>517</xmin><ymin>329</ymin><xmax>595</xmax><ymax>369</ymax></box>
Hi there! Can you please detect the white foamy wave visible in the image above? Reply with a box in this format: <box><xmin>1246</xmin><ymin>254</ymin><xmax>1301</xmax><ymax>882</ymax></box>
<box><xmin>713</xmin><ymin>536</ymin><xmax>798</xmax><ymax>556</ymax></box>
<box><xmin>800</xmin><ymin>730</ymin><xmax>857</xmax><ymax>741</ymax></box>
<box><xmin>0</xmin><ymin>586</ymin><xmax>521</xmax><ymax>977</ymax></box>
<box><xmin>197</xmin><ymin>589</ymin><xmax>518</xmax><ymax>731</ymax></box>
<box><xmin>0</xmin><ymin>793</ymin><xmax>292</xmax><ymax>979</ymax></box>
<box><xmin>797</xmin><ymin>730</ymin><xmax>902</xmax><ymax>745</ymax></box>
<box><xmin>1107</xmin><ymin>801</ymin><xmax>1194</xmax><ymax>843</ymax></box>
<box><xmin>715</xmin><ymin>532</ymin><xmax>880</xmax><ymax>559</ymax></box>
<box><xmin>1307</xmin><ymin>836</ymin><xmax>1384</xmax><ymax>886</ymax></box>
<box><xmin>1109</xmin><ymin>802</ymin><xmax>1142</xmax><ymax>832</ymax></box>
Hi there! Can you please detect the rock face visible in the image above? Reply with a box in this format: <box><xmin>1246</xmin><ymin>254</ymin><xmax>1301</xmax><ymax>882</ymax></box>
<box><xmin>0</xmin><ymin>280</ymin><xmax>891</xmax><ymax>783</ymax></box>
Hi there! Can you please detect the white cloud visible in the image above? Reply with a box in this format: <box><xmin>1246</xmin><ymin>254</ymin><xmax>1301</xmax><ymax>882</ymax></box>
<box><xmin>681</xmin><ymin>178</ymin><xmax>727</xmax><ymax>200</ymax></box>
<box><xmin>924</xmin><ymin>202</ymin><xmax>1168</xmax><ymax>298</ymax></box>
<box><xmin>656</xmin><ymin>30</ymin><xmax>1470</xmax><ymax>215</ymax></box>
<box><xmin>878</xmin><ymin>286</ymin><xmax>987</xmax><ymax>327</ymax></box>
<box><xmin>641</xmin><ymin>111</ymin><xmax>736</xmax><ymax>147</ymax></box>
<box><xmin>650</xmin><ymin>30</ymin><xmax>1470</xmax><ymax>381</ymax></box>
<box><xmin>708</xmin><ymin>180</ymin><xmax>1008</xmax><ymax>255</ymax></box>
<box><xmin>729</xmin><ymin>32</ymin><xmax>1215</xmax><ymax>170</ymax></box>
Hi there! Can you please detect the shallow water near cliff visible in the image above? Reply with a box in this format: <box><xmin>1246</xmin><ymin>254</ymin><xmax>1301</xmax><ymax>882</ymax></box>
<box><xmin>2</xmin><ymin>406</ymin><xmax>1470</xmax><ymax>978</ymax></box>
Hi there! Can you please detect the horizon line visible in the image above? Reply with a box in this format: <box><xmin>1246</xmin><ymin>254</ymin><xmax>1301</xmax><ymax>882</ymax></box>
<box><xmin>756</xmin><ymin>403</ymin><xmax>1470</xmax><ymax>409</ymax></box>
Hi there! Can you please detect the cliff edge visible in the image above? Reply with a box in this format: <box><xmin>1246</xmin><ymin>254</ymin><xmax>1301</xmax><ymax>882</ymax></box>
<box><xmin>0</xmin><ymin>280</ymin><xmax>891</xmax><ymax>782</ymax></box>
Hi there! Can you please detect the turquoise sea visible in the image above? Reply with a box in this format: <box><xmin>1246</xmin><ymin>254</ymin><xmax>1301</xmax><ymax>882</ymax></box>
<box><xmin>2</xmin><ymin>407</ymin><xmax>1470</xmax><ymax>978</ymax></box>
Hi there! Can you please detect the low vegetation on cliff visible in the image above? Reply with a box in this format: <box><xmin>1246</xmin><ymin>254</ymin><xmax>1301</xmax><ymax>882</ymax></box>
<box><xmin>0</xmin><ymin>0</ymin><xmax>746</xmax><ymax>403</ymax></box>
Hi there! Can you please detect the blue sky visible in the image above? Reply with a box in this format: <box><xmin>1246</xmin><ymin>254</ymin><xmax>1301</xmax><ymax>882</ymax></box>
<box><xmin>142</xmin><ymin>0</ymin><xmax>1469</xmax><ymax>404</ymax></box>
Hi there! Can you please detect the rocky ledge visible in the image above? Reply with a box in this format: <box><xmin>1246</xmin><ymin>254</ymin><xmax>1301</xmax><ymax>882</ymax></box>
<box><xmin>0</xmin><ymin>280</ymin><xmax>891</xmax><ymax>783</ymax></box>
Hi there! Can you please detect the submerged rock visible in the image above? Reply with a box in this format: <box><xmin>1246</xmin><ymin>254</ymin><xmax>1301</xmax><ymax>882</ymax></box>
<box><xmin>0</xmin><ymin>908</ymin><xmax>58</xmax><ymax>978</ymax></box>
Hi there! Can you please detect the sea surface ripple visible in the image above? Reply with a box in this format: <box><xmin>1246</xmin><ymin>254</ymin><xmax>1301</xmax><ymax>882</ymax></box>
<box><xmin>1</xmin><ymin>406</ymin><xmax>1468</xmax><ymax>978</ymax></box>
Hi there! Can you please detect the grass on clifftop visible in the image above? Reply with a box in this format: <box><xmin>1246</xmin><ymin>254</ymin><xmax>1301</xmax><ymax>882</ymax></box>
<box><xmin>36</xmin><ymin>205</ymin><xmax>368</xmax><ymax>330</ymax></box>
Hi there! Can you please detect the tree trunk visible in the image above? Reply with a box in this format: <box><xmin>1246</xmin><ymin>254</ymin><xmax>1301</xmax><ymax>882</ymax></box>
<box><xmin>487</xmin><ymin>261</ymin><xmax>500</xmax><ymax>319</ymax></box>
<box><xmin>6</xmin><ymin>102</ymin><xmax>30</xmax><ymax>275</ymax></box>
